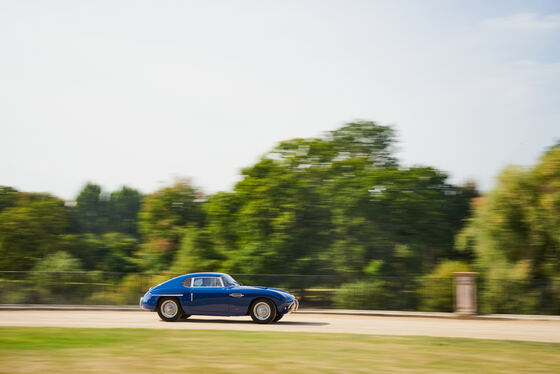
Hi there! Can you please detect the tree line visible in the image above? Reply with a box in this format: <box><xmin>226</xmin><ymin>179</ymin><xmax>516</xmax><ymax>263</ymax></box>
<box><xmin>0</xmin><ymin>121</ymin><xmax>558</xmax><ymax>313</ymax></box>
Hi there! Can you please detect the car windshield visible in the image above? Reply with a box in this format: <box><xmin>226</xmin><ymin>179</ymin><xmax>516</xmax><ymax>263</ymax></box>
<box><xmin>222</xmin><ymin>274</ymin><xmax>240</xmax><ymax>287</ymax></box>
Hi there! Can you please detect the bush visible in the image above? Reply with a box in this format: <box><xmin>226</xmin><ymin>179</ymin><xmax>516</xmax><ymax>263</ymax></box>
<box><xmin>334</xmin><ymin>279</ymin><xmax>389</xmax><ymax>310</ymax></box>
<box><xmin>27</xmin><ymin>251</ymin><xmax>87</xmax><ymax>304</ymax></box>
<box><xmin>85</xmin><ymin>273</ymin><xmax>177</xmax><ymax>305</ymax></box>
<box><xmin>478</xmin><ymin>261</ymin><xmax>539</xmax><ymax>314</ymax></box>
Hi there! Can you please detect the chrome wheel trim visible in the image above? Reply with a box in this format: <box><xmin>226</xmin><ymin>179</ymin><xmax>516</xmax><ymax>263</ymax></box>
<box><xmin>254</xmin><ymin>301</ymin><xmax>271</xmax><ymax>320</ymax></box>
<box><xmin>161</xmin><ymin>300</ymin><xmax>178</xmax><ymax>318</ymax></box>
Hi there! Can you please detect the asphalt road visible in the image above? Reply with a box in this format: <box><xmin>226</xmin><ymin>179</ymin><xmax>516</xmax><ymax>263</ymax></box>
<box><xmin>1</xmin><ymin>310</ymin><xmax>560</xmax><ymax>343</ymax></box>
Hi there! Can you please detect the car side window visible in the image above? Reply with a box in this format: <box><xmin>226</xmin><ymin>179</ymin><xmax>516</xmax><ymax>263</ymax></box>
<box><xmin>191</xmin><ymin>277</ymin><xmax>223</xmax><ymax>287</ymax></box>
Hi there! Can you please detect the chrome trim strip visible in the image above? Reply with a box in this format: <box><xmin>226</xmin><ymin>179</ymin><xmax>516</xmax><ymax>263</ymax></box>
<box><xmin>151</xmin><ymin>294</ymin><xmax>183</xmax><ymax>297</ymax></box>
<box><xmin>286</xmin><ymin>299</ymin><xmax>299</xmax><ymax>314</ymax></box>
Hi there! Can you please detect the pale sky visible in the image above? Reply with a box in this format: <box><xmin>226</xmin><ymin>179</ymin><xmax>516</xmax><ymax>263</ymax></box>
<box><xmin>1</xmin><ymin>0</ymin><xmax>559</xmax><ymax>199</ymax></box>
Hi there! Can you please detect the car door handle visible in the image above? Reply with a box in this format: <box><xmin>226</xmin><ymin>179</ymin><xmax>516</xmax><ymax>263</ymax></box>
<box><xmin>229</xmin><ymin>293</ymin><xmax>244</xmax><ymax>298</ymax></box>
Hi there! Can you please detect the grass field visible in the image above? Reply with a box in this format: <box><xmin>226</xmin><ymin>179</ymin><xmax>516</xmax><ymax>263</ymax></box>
<box><xmin>0</xmin><ymin>327</ymin><xmax>559</xmax><ymax>373</ymax></box>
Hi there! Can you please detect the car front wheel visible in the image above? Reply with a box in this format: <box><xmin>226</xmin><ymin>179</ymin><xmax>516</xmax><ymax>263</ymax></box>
<box><xmin>250</xmin><ymin>299</ymin><xmax>277</xmax><ymax>324</ymax></box>
<box><xmin>157</xmin><ymin>297</ymin><xmax>181</xmax><ymax>322</ymax></box>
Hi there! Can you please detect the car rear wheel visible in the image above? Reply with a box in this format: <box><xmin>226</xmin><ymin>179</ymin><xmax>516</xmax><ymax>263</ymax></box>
<box><xmin>157</xmin><ymin>297</ymin><xmax>181</xmax><ymax>322</ymax></box>
<box><xmin>250</xmin><ymin>299</ymin><xmax>277</xmax><ymax>324</ymax></box>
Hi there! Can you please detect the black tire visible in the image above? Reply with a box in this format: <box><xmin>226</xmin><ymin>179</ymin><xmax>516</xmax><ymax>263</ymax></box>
<box><xmin>273</xmin><ymin>313</ymin><xmax>283</xmax><ymax>322</ymax></box>
<box><xmin>250</xmin><ymin>298</ymin><xmax>277</xmax><ymax>324</ymax></box>
<box><xmin>157</xmin><ymin>297</ymin><xmax>181</xmax><ymax>322</ymax></box>
<box><xmin>180</xmin><ymin>313</ymin><xmax>191</xmax><ymax>320</ymax></box>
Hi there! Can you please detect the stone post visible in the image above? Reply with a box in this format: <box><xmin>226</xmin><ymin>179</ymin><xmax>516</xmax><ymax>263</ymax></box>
<box><xmin>453</xmin><ymin>272</ymin><xmax>477</xmax><ymax>316</ymax></box>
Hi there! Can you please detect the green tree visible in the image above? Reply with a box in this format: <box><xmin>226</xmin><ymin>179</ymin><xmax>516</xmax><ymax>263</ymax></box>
<box><xmin>137</xmin><ymin>180</ymin><xmax>204</xmax><ymax>271</ymax></box>
<box><xmin>109</xmin><ymin>186</ymin><xmax>142</xmax><ymax>236</ymax></box>
<box><xmin>0</xmin><ymin>186</ymin><xmax>19</xmax><ymax>212</ymax></box>
<box><xmin>29</xmin><ymin>251</ymin><xmax>85</xmax><ymax>303</ymax></box>
<box><xmin>32</xmin><ymin>250</ymin><xmax>84</xmax><ymax>272</ymax></box>
<box><xmin>0</xmin><ymin>193</ymin><xmax>71</xmax><ymax>270</ymax></box>
<box><xmin>457</xmin><ymin>145</ymin><xmax>560</xmax><ymax>313</ymax></box>
<box><xmin>75</xmin><ymin>183</ymin><xmax>110</xmax><ymax>234</ymax></box>
<box><xmin>326</xmin><ymin>165</ymin><xmax>471</xmax><ymax>276</ymax></box>
<box><xmin>58</xmin><ymin>233</ymin><xmax>139</xmax><ymax>272</ymax></box>
<box><xmin>171</xmin><ymin>226</ymin><xmax>225</xmax><ymax>273</ymax></box>
<box><xmin>334</xmin><ymin>279</ymin><xmax>389</xmax><ymax>309</ymax></box>
<box><xmin>227</xmin><ymin>158</ymin><xmax>332</xmax><ymax>274</ymax></box>
<box><xmin>183</xmin><ymin>121</ymin><xmax>474</xmax><ymax>277</ymax></box>
<box><xmin>98</xmin><ymin>232</ymin><xmax>139</xmax><ymax>273</ymax></box>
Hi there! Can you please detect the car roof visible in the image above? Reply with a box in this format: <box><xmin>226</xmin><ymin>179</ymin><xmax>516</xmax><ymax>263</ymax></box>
<box><xmin>184</xmin><ymin>272</ymin><xmax>227</xmax><ymax>278</ymax></box>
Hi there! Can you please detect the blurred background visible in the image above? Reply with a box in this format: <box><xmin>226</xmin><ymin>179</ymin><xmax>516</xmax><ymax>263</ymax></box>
<box><xmin>0</xmin><ymin>1</ymin><xmax>559</xmax><ymax>315</ymax></box>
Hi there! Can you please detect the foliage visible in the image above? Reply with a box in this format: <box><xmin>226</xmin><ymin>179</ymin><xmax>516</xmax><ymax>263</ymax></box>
<box><xmin>0</xmin><ymin>193</ymin><xmax>71</xmax><ymax>270</ymax></box>
<box><xmin>183</xmin><ymin>121</ymin><xmax>476</xmax><ymax>277</ymax></box>
<box><xmin>0</xmin><ymin>186</ymin><xmax>19</xmax><ymax>212</ymax></box>
<box><xmin>109</xmin><ymin>186</ymin><xmax>142</xmax><ymax>236</ymax></box>
<box><xmin>6</xmin><ymin>122</ymin><xmax>560</xmax><ymax>315</ymax></box>
<box><xmin>0</xmin><ymin>122</ymin><xmax>477</xmax><ymax>279</ymax></box>
<box><xmin>75</xmin><ymin>183</ymin><xmax>142</xmax><ymax>236</ymax></box>
<box><xmin>137</xmin><ymin>180</ymin><xmax>204</xmax><ymax>271</ymax></box>
<box><xmin>333</xmin><ymin>279</ymin><xmax>389</xmax><ymax>309</ymax></box>
<box><xmin>57</xmin><ymin>233</ymin><xmax>138</xmax><ymax>273</ymax></box>
<box><xmin>457</xmin><ymin>145</ymin><xmax>560</xmax><ymax>313</ymax></box>
<box><xmin>75</xmin><ymin>183</ymin><xmax>110</xmax><ymax>234</ymax></box>
<box><xmin>477</xmin><ymin>261</ymin><xmax>540</xmax><ymax>314</ymax></box>
<box><xmin>458</xmin><ymin>146</ymin><xmax>560</xmax><ymax>278</ymax></box>
<box><xmin>32</xmin><ymin>251</ymin><xmax>84</xmax><ymax>273</ymax></box>
<box><xmin>86</xmin><ymin>273</ymin><xmax>149</xmax><ymax>305</ymax></box>
<box><xmin>28</xmin><ymin>251</ymin><xmax>85</xmax><ymax>303</ymax></box>
<box><xmin>171</xmin><ymin>227</ymin><xmax>225</xmax><ymax>274</ymax></box>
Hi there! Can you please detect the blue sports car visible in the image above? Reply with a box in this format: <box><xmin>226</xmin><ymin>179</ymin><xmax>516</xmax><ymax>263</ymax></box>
<box><xmin>140</xmin><ymin>272</ymin><xmax>299</xmax><ymax>324</ymax></box>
